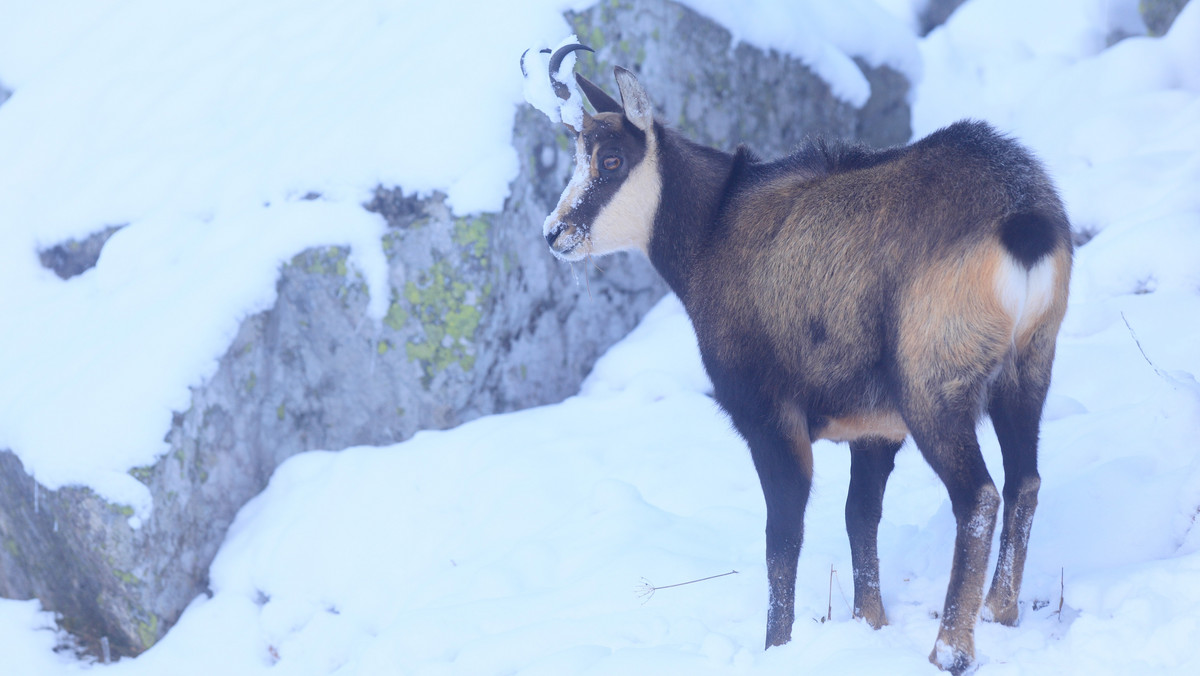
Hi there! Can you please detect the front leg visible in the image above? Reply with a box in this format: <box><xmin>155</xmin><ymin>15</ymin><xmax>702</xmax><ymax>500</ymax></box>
<box><xmin>760</xmin><ymin>430</ymin><xmax>814</xmax><ymax>648</ymax></box>
<box><xmin>846</xmin><ymin>437</ymin><xmax>903</xmax><ymax>629</ymax></box>
<box><xmin>722</xmin><ymin>396</ymin><xmax>814</xmax><ymax>648</ymax></box>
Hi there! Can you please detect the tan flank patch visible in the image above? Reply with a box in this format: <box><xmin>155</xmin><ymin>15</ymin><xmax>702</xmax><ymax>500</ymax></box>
<box><xmin>898</xmin><ymin>244</ymin><xmax>1014</xmax><ymax>397</ymax></box>
<box><xmin>898</xmin><ymin>241</ymin><xmax>1072</xmax><ymax>404</ymax></box>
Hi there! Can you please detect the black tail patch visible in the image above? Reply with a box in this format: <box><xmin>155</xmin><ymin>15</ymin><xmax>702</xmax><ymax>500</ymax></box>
<box><xmin>999</xmin><ymin>212</ymin><xmax>1063</xmax><ymax>268</ymax></box>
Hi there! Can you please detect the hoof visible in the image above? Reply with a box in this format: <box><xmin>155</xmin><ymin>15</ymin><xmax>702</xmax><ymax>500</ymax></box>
<box><xmin>764</xmin><ymin>622</ymin><xmax>792</xmax><ymax>649</ymax></box>
<box><xmin>930</xmin><ymin>639</ymin><xmax>975</xmax><ymax>675</ymax></box>
<box><xmin>983</xmin><ymin>596</ymin><xmax>1019</xmax><ymax>627</ymax></box>
<box><xmin>854</xmin><ymin>604</ymin><xmax>889</xmax><ymax>629</ymax></box>
<box><xmin>764</xmin><ymin>628</ymin><xmax>792</xmax><ymax>649</ymax></box>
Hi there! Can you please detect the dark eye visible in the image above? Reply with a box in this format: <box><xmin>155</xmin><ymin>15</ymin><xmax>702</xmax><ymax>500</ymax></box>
<box><xmin>602</xmin><ymin>155</ymin><xmax>622</xmax><ymax>171</ymax></box>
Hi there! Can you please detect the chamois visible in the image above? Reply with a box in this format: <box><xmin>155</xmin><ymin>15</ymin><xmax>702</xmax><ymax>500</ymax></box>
<box><xmin>529</xmin><ymin>45</ymin><xmax>1071</xmax><ymax>674</ymax></box>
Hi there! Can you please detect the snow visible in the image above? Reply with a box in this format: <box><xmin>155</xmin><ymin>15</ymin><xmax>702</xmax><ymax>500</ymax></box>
<box><xmin>3</xmin><ymin>0</ymin><xmax>1200</xmax><ymax>674</ymax></box>
<box><xmin>0</xmin><ymin>0</ymin><xmax>582</xmax><ymax>507</ymax></box>
<box><xmin>521</xmin><ymin>35</ymin><xmax>590</xmax><ymax>130</ymax></box>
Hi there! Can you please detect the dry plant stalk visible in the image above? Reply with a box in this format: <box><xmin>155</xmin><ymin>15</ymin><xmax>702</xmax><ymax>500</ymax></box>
<box><xmin>1122</xmin><ymin>312</ymin><xmax>1169</xmax><ymax>380</ymax></box>
<box><xmin>635</xmin><ymin>570</ymin><xmax>739</xmax><ymax>604</ymax></box>
<box><xmin>827</xmin><ymin>564</ymin><xmax>835</xmax><ymax>622</ymax></box>
<box><xmin>1056</xmin><ymin>567</ymin><xmax>1065</xmax><ymax>620</ymax></box>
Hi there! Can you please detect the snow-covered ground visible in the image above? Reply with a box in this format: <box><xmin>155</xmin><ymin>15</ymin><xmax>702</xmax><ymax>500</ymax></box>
<box><xmin>3</xmin><ymin>0</ymin><xmax>1200</xmax><ymax>673</ymax></box>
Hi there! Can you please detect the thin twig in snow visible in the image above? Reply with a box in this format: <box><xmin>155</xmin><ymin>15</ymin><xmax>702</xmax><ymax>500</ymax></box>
<box><xmin>1056</xmin><ymin>567</ymin><xmax>1065</xmax><ymax>621</ymax></box>
<box><xmin>635</xmin><ymin>570</ymin><xmax>739</xmax><ymax>604</ymax></box>
<box><xmin>1121</xmin><ymin>312</ymin><xmax>1169</xmax><ymax>380</ymax></box>
<box><xmin>827</xmin><ymin>565</ymin><xmax>834</xmax><ymax>622</ymax></box>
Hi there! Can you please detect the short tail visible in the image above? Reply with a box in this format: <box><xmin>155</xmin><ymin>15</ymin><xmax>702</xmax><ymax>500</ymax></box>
<box><xmin>998</xmin><ymin>211</ymin><xmax>1070</xmax><ymax>269</ymax></box>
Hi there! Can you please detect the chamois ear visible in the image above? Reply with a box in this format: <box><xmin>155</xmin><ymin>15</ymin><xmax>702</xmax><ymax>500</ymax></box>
<box><xmin>576</xmin><ymin>73</ymin><xmax>622</xmax><ymax>114</ymax></box>
<box><xmin>614</xmin><ymin>66</ymin><xmax>654</xmax><ymax>132</ymax></box>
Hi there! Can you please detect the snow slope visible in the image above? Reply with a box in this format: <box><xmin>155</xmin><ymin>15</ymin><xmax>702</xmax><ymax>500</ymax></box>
<box><xmin>3</xmin><ymin>0</ymin><xmax>1200</xmax><ymax>674</ymax></box>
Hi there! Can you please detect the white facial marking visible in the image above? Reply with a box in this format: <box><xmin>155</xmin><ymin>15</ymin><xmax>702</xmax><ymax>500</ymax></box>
<box><xmin>544</xmin><ymin>124</ymin><xmax>660</xmax><ymax>262</ymax></box>
<box><xmin>544</xmin><ymin>135</ymin><xmax>590</xmax><ymax>239</ymax></box>
<box><xmin>584</xmin><ymin>133</ymin><xmax>659</xmax><ymax>258</ymax></box>
<box><xmin>543</xmin><ymin>136</ymin><xmax>594</xmax><ymax>260</ymax></box>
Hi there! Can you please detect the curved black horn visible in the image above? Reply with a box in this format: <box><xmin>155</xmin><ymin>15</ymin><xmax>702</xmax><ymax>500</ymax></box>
<box><xmin>548</xmin><ymin>44</ymin><xmax>594</xmax><ymax>100</ymax></box>
<box><xmin>519</xmin><ymin>48</ymin><xmax>554</xmax><ymax>77</ymax></box>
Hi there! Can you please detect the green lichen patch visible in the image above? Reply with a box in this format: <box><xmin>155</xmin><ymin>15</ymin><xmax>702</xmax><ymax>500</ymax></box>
<box><xmin>292</xmin><ymin>246</ymin><xmax>350</xmax><ymax>276</ymax></box>
<box><xmin>3</xmin><ymin>538</ymin><xmax>18</xmax><ymax>558</ymax></box>
<box><xmin>382</xmin><ymin>231</ymin><xmax>399</xmax><ymax>255</ymax></box>
<box><xmin>377</xmin><ymin>340</ymin><xmax>391</xmax><ymax>355</ymax></box>
<box><xmin>555</xmin><ymin>130</ymin><xmax>571</xmax><ymax>152</ymax></box>
<box><xmin>128</xmin><ymin>465</ymin><xmax>154</xmax><ymax>485</ymax></box>
<box><xmin>113</xmin><ymin>568</ymin><xmax>140</xmax><ymax>586</ymax></box>
<box><xmin>276</xmin><ymin>403</ymin><xmax>286</xmax><ymax>421</ymax></box>
<box><xmin>403</xmin><ymin>261</ymin><xmax>488</xmax><ymax>386</ymax></box>
<box><xmin>109</xmin><ymin>503</ymin><xmax>135</xmax><ymax>518</ymax></box>
<box><xmin>384</xmin><ymin>297</ymin><xmax>409</xmax><ymax>331</ymax></box>
<box><xmin>569</xmin><ymin>15</ymin><xmax>604</xmax><ymax>53</ymax></box>
<box><xmin>137</xmin><ymin>614</ymin><xmax>160</xmax><ymax>650</ymax></box>
<box><xmin>453</xmin><ymin>217</ymin><xmax>490</xmax><ymax>261</ymax></box>
<box><xmin>245</xmin><ymin>371</ymin><xmax>257</xmax><ymax>393</ymax></box>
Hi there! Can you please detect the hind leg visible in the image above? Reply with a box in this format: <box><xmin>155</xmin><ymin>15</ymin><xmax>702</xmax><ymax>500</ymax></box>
<box><xmin>902</xmin><ymin>397</ymin><xmax>999</xmax><ymax>674</ymax></box>
<box><xmin>846</xmin><ymin>437</ymin><xmax>903</xmax><ymax>628</ymax></box>
<box><xmin>984</xmin><ymin>339</ymin><xmax>1056</xmax><ymax>625</ymax></box>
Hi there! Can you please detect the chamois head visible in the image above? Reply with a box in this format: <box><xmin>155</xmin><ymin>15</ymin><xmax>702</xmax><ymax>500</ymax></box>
<box><xmin>538</xmin><ymin>55</ymin><xmax>660</xmax><ymax>262</ymax></box>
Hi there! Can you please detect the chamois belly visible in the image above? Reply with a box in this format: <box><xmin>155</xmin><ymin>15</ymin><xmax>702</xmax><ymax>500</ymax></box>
<box><xmin>811</xmin><ymin>409</ymin><xmax>909</xmax><ymax>443</ymax></box>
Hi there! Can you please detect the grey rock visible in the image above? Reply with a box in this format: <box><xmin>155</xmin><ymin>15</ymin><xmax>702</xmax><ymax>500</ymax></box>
<box><xmin>919</xmin><ymin>0</ymin><xmax>968</xmax><ymax>35</ymax></box>
<box><xmin>0</xmin><ymin>0</ymin><xmax>910</xmax><ymax>658</ymax></box>
<box><xmin>38</xmin><ymin>225</ymin><xmax>125</xmax><ymax>280</ymax></box>
<box><xmin>566</xmin><ymin>0</ymin><xmax>910</xmax><ymax>154</ymax></box>
<box><xmin>1140</xmin><ymin>0</ymin><xmax>1190</xmax><ymax>35</ymax></box>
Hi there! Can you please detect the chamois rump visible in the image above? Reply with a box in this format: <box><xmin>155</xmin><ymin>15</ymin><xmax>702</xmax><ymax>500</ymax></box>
<box><xmin>529</xmin><ymin>45</ymin><xmax>1071</xmax><ymax>674</ymax></box>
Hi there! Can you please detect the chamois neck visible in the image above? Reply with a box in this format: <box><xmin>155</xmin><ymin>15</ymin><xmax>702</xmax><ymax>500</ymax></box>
<box><xmin>648</xmin><ymin>127</ymin><xmax>736</xmax><ymax>303</ymax></box>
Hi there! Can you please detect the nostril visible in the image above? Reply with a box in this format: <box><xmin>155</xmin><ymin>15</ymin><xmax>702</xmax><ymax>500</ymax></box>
<box><xmin>545</xmin><ymin>224</ymin><xmax>562</xmax><ymax>246</ymax></box>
